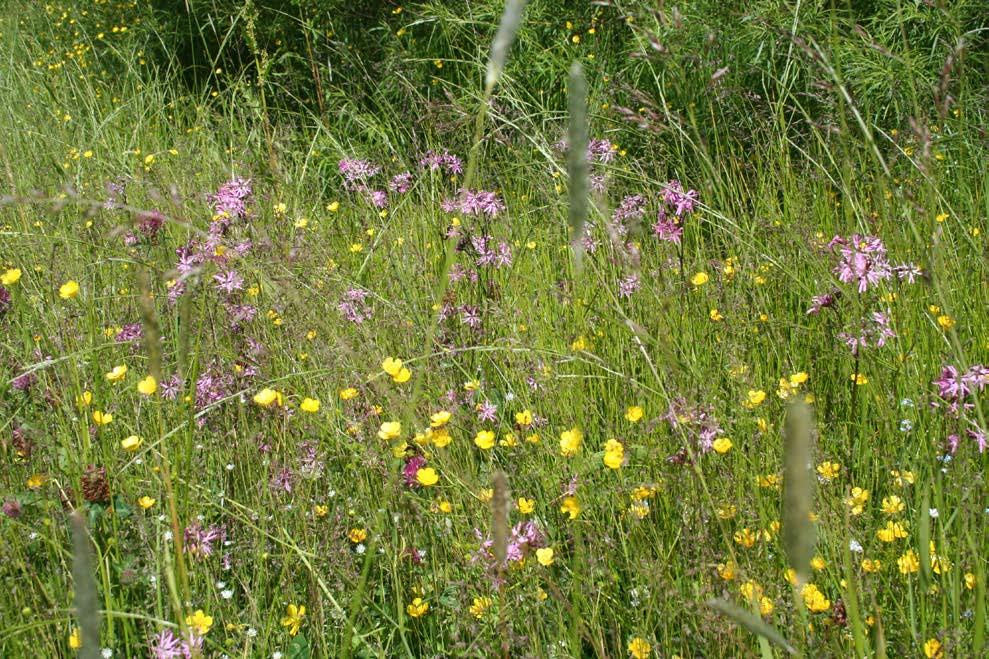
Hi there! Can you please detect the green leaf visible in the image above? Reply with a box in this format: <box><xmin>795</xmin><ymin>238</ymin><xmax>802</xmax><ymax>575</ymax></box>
<box><xmin>287</xmin><ymin>633</ymin><xmax>311</xmax><ymax>659</ymax></box>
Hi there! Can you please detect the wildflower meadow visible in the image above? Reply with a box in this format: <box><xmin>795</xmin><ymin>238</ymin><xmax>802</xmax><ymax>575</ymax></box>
<box><xmin>1</xmin><ymin>0</ymin><xmax>987</xmax><ymax>657</ymax></box>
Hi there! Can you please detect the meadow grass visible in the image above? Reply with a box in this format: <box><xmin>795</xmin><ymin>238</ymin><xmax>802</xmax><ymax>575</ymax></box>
<box><xmin>0</xmin><ymin>1</ymin><xmax>986</xmax><ymax>657</ymax></box>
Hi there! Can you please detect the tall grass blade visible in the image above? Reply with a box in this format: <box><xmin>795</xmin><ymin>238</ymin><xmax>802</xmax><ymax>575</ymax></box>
<box><xmin>707</xmin><ymin>599</ymin><xmax>797</xmax><ymax>656</ymax></box>
<box><xmin>70</xmin><ymin>511</ymin><xmax>101</xmax><ymax>659</ymax></box>
<box><xmin>782</xmin><ymin>400</ymin><xmax>815</xmax><ymax>584</ymax></box>
<box><xmin>841</xmin><ymin>523</ymin><xmax>870</xmax><ymax>658</ymax></box>
<box><xmin>491</xmin><ymin>470</ymin><xmax>509</xmax><ymax>566</ymax></box>
<box><xmin>485</xmin><ymin>0</ymin><xmax>528</xmax><ymax>92</ymax></box>
<box><xmin>566</xmin><ymin>60</ymin><xmax>589</xmax><ymax>266</ymax></box>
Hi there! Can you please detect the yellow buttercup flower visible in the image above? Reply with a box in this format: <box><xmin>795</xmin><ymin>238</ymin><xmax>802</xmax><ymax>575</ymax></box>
<box><xmin>559</xmin><ymin>427</ymin><xmax>583</xmax><ymax>457</ymax></box>
<box><xmin>712</xmin><ymin>437</ymin><xmax>732</xmax><ymax>454</ymax></box>
<box><xmin>743</xmin><ymin>389</ymin><xmax>766</xmax><ymax>408</ymax></box>
<box><xmin>800</xmin><ymin>583</ymin><xmax>830</xmax><ymax>613</ymax></box>
<box><xmin>59</xmin><ymin>280</ymin><xmax>80</xmax><ymax>299</ymax></box>
<box><xmin>627</xmin><ymin>637</ymin><xmax>651</xmax><ymax>659</ymax></box>
<box><xmin>474</xmin><ymin>430</ymin><xmax>495</xmax><ymax>450</ymax></box>
<box><xmin>280</xmin><ymin>604</ymin><xmax>306</xmax><ymax>636</ymax></box>
<box><xmin>137</xmin><ymin>375</ymin><xmax>157</xmax><ymax>395</ymax></box>
<box><xmin>535</xmin><ymin>547</ymin><xmax>555</xmax><ymax>566</ymax></box>
<box><xmin>469</xmin><ymin>596</ymin><xmax>492</xmax><ymax>619</ymax></box>
<box><xmin>92</xmin><ymin>410</ymin><xmax>113</xmax><ymax>426</ymax></box>
<box><xmin>120</xmin><ymin>435</ymin><xmax>143</xmax><ymax>452</ymax></box>
<box><xmin>559</xmin><ymin>495</ymin><xmax>580</xmax><ymax>520</ymax></box>
<box><xmin>603</xmin><ymin>439</ymin><xmax>624</xmax><ymax>469</ymax></box>
<box><xmin>625</xmin><ymin>406</ymin><xmax>644</xmax><ymax>422</ymax></box>
<box><xmin>690</xmin><ymin>271</ymin><xmax>709</xmax><ymax>286</ymax></box>
<box><xmin>416</xmin><ymin>467</ymin><xmax>439</xmax><ymax>486</ymax></box>
<box><xmin>816</xmin><ymin>461</ymin><xmax>841</xmax><ymax>481</ymax></box>
<box><xmin>378</xmin><ymin>421</ymin><xmax>402</xmax><ymax>441</ymax></box>
<box><xmin>406</xmin><ymin>597</ymin><xmax>429</xmax><ymax>618</ymax></box>
<box><xmin>382</xmin><ymin>357</ymin><xmax>411</xmax><ymax>383</ymax></box>
<box><xmin>517</xmin><ymin>497</ymin><xmax>535</xmax><ymax>514</ymax></box>
<box><xmin>339</xmin><ymin>387</ymin><xmax>358</xmax><ymax>400</ymax></box>
<box><xmin>185</xmin><ymin>609</ymin><xmax>213</xmax><ymax>635</ymax></box>
<box><xmin>105</xmin><ymin>364</ymin><xmax>128</xmax><ymax>382</ymax></box>
<box><xmin>299</xmin><ymin>397</ymin><xmax>320</xmax><ymax>413</ymax></box>
<box><xmin>1</xmin><ymin>268</ymin><xmax>22</xmax><ymax>285</ymax></box>
<box><xmin>137</xmin><ymin>496</ymin><xmax>156</xmax><ymax>509</ymax></box>
<box><xmin>430</xmin><ymin>410</ymin><xmax>452</xmax><ymax>428</ymax></box>
<box><xmin>253</xmin><ymin>388</ymin><xmax>282</xmax><ymax>407</ymax></box>
<box><xmin>845</xmin><ymin>487</ymin><xmax>869</xmax><ymax>515</ymax></box>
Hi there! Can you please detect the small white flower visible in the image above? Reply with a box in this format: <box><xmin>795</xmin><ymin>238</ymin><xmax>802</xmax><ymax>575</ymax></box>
<box><xmin>101</xmin><ymin>649</ymin><xmax>113</xmax><ymax>658</ymax></box>
<box><xmin>929</xmin><ymin>508</ymin><xmax>939</xmax><ymax>518</ymax></box>
<box><xmin>216</xmin><ymin>581</ymin><xmax>226</xmax><ymax>588</ymax></box>
<box><xmin>849</xmin><ymin>539</ymin><xmax>863</xmax><ymax>553</ymax></box>
<box><xmin>504</xmin><ymin>391</ymin><xmax>516</xmax><ymax>402</ymax></box>
<box><xmin>221</xmin><ymin>589</ymin><xmax>234</xmax><ymax>600</ymax></box>
<box><xmin>226</xmin><ymin>463</ymin><xmax>235</xmax><ymax>471</ymax></box>
<box><xmin>273</xmin><ymin>653</ymin><xmax>283</xmax><ymax>659</ymax></box>
<box><xmin>246</xmin><ymin>627</ymin><xmax>258</xmax><ymax>638</ymax></box>
<box><xmin>899</xmin><ymin>419</ymin><xmax>913</xmax><ymax>432</ymax></box>
<box><xmin>163</xmin><ymin>531</ymin><xmax>173</xmax><ymax>541</ymax></box>
<box><xmin>355</xmin><ymin>543</ymin><xmax>366</xmax><ymax>554</ymax></box>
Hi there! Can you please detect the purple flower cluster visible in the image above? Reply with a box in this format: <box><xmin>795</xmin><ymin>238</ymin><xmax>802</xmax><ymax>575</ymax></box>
<box><xmin>612</xmin><ymin>194</ymin><xmax>647</xmax><ymax>223</ymax></box>
<box><xmin>588</xmin><ymin>138</ymin><xmax>617</xmax><ymax>163</ymax></box>
<box><xmin>339</xmin><ymin>157</ymin><xmax>392</xmax><ymax>208</ymax></box>
<box><xmin>103</xmin><ymin>179</ymin><xmax>125</xmax><ymax>210</ymax></box>
<box><xmin>402</xmin><ymin>455</ymin><xmax>428</xmax><ymax>487</ymax></box>
<box><xmin>337</xmin><ymin>287</ymin><xmax>373</xmax><ymax>324</ymax></box>
<box><xmin>299</xmin><ymin>441</ymin><xmax>324</xmax><ymax>479</ymax></box>
<box><xmin>618</xmin><ymin>274</ymin><xmax>641</xmax><ymax>298</ymax></box>
<box><xmin>448</xmin><ymin>263</ymin><xmax>479</xmax><ymax>285</ymax></box>
<box><xmin>213</xmin><ymin>270</ymin><xmax>244</xmax><ymax>296</ymax></box>
<box><xmin>441</xmin><ymin>190</ymin><xmax>505</xmax><ymax>218</ymax></box>
<box><xmin>183</xmin><ymin>522</ymin><xmax>226</xmax><ymax>559</ymax></box>
<box><xmin>828</xmin><ymin>234</ymin><xmax>892</xmax><ymax>293</ymax></box>
<box><xmin>419</xmin><ymin>149</ymin><xmax>463</xmax><ymax>176</ymax></box>
<box><xmin>389</xmin><ymin>172</ymin><xmax>413</xmax><ymax>193</ymax></box>
<box><xmin>195</xmin><ymin>363</ymin><xmax>234</xmax><ymax>412</ymax></box>
<box><xmin>933</xmin><ymin>365</ymin><xmax>988</xmax><ymax>453</ymax></box>
<box><xmin>339</xmin><ymin>158</ymin><xmax>381</xmax><ymax>185</ymax></box>
<box><xmin>0</xmin><ymin>285</ymin><xmax>10</xmax><ymax>317</ymax></box>
<box><xmin>208</xmin><ymin>176</ymin><xmax>254</xmax><ymax>222</ymax></box>
<box><xmin>167</xmin><ymin>178</ymin><xmax>255</xmax><ymax>306</ymax></box>
<box><xmin>115</xmin><ymin>323</ymin><xmax>144</xmax><ymax>347</ymax></box>
<box><xmin>150</xmin><ymin>628</ymin><xmax>204</xmax><ymax>659</ymax></box>
<box><xmin>471</xmin><ymin>235</ymin><xmax>512</xmax><ymax>268</ymax></box>
<box><xmin>476</xmin><ymin>400</ymin><xmax>498</xmax><ymax>422</ymax></box>
<box><xmin>270</xmin><ymin>464</ymin><xmax>294</xmax><ymax>494</ymax></box>
<box><xmin>438</xmin><ymin>302</ymin><xmax>482</xmax><ymax>330</ymax></box>
<box><xmin>933</xmin><ymin>364</ymin><xmax>988</xmax><ymax>402</ymax></box>
<box><xmin>662</xmin><ymin>397</ymin><xmax>723</xmax><ymax>453</ymax></box>
<box><xmin>806</xmin><ymin>292</ymin><xmax>839</xmax><ymax>315</ymax></box>
<box><xmin>661</xmin><ymin>180</ymin><xmax>699</xmax><ymax>217</ymax></box>
<box><xmin>652</xmin><ymin>211</ymin><xmax>683</xmax><ymax>244</ymax></box>
<box><xmin>472</xmin><ymin>521</ymin><xmax>547</xmax><ymax>571</ymax></box>
<box><xmin>11</xmin><ymin>371</ymin><xmax>36</xmax><ymax>392</ymax></box>
<box><xmin>838</xmin><ymin>311</ymin><xmax>897</xmax><ymax>355</ymax></box>
<box><xmin>138</xmin><ymin>210</ymin><xmax>165</xmax><ymax>238</ymax></box>
<box><xmin>554</xmin><ymin>136</ymin><xmax>616</xmax><ymax>164</ymax></box>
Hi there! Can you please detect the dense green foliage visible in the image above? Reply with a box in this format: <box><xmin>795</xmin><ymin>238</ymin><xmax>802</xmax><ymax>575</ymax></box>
<box><xmin>1</xmin><ymin>0</ymin><xmax>987</xmax><ymax>657</ymax></box>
